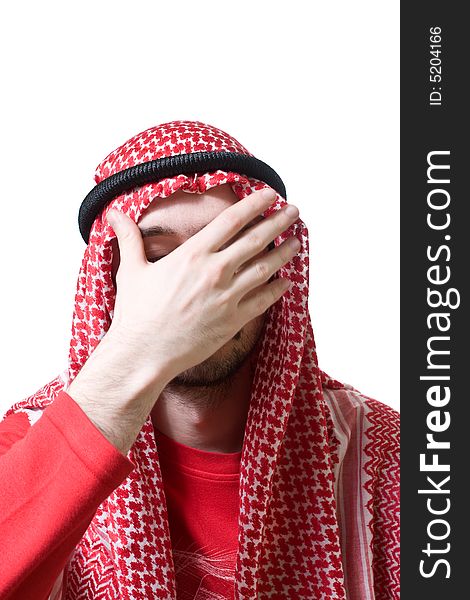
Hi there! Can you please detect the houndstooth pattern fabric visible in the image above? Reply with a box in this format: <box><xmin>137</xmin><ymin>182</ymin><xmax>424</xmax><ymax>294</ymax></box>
<box><xmin>4</xmin><ymin>121</ymin><xmax>399</xmax><ymax>599</ymax></box>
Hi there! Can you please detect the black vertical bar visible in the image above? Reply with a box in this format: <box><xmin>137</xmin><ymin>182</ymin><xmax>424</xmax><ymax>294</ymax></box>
<box><xmin>401</xmin><ymin>3</ymin><xmax>468</xmax><ymax>598</ymax></box>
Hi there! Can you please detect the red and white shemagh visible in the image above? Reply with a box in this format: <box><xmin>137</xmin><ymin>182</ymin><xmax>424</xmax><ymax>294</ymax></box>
<box><xmin>6</xmin><ymin>121</ymin><xmax>399</xmax><ymax>599</ymax></box>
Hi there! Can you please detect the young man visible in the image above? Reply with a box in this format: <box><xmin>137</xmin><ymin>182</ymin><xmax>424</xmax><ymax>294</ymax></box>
<box><xmin>0</xmin><ymin>120</ymin><xmax>399</xmax><ymax>600</ymax></box>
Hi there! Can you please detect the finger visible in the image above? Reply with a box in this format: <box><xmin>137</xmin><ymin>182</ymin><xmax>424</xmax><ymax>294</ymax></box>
<box><xmin>192</xmin><ymin>187</ymin><xmax>278</xmax><ymax>253</ymax></box>
<box><xmin>106</xmin><ymin>209</ymin><xmax>148</xmax><ymax>268</ymax></box>
<box><xmin>221</xmin><ymin>203</ymin><xmax>299</xmax><ymax>272</ymax></box>
<box><xmin>237</xmin><ymin>276</ymin><xmax>292</xmax><ymax>320</ymax></box>
<box><xmin>232</xmin><ymin>235</ymin><xmax>300</xmax><ymax>299</ymax></box>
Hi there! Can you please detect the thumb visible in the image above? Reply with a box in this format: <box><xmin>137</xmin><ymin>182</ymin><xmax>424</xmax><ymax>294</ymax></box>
<box><xmin>106</xmin><ymin>209</ymin><xmax>147</xmax><ymax>267</ymax></box>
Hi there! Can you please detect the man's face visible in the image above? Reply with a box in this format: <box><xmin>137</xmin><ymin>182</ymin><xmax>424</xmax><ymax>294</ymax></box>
<box><xmin>110</xmin><ymin>183</ymin><xmax>268</xmax><ymax>386</ymax></box>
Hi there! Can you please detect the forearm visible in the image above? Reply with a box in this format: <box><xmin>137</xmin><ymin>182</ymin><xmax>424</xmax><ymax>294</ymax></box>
<box><xmin>66</xmin><ymin>326</ymin><xmax>172</xmax><ymax>456</ymax></box>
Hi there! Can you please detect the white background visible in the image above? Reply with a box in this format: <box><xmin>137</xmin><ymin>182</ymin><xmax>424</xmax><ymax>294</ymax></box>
<box><xmin>0</xmin><ymin>1</ymin><xmax>399</xmax><ymax>415</ymax></box>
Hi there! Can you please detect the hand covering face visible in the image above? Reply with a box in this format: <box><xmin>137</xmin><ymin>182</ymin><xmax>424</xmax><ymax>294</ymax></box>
<box><xmin>6</xmin><ymin>120</ymin><xmax>399</xmax><ymax>600</ymax></box>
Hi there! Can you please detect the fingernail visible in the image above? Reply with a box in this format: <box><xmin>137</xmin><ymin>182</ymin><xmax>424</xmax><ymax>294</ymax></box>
<box><xmin>262</xmin><ymin>188</ymin><xmax>276</xmax><ymax>201</ymax></box>
<box><xmin>106</xmin><ymin>209</ymin><xmax>117</xmax><ymax>225</ymax></box>
<box><xmin>289</xmin><ymin>236</ymin><xmax>301</xmax><ymax>250</ymax></box>
<box><xmin>285</xmin><ymin>204</ymin><xmax>299</xmax><ymax>217</ymax></box>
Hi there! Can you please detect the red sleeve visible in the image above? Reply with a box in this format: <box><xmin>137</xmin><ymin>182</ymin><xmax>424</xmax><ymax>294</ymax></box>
<box><xmin>0</xmin><ymin>390</ymin><xmax>135</xmax><ymax>600</ymax></box>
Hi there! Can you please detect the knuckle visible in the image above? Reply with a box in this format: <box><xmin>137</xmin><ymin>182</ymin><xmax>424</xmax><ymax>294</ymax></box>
<box><xmin>219</xmin><ymin>212</ymin><xmax>242</xmax><ymax>233</ymax></box>
<box><xmin>207</xmin><ymin>261</ymin><xmax>227</xmax><ymax>286</ymax></box>
<box><xmin>247</xmin><ymin>232</ymin><xmax>264</xmax><ymax>252</ymax></box>
<box><xmin>119</xmin><ymin>229</ymin><xmax>133</xmax><ymax>243</ymax></box>
<box><xmin>219</xmin><ymin>298</ymin><xmax>238</xmax><ymax>325</ymax></box>
<box><xmin>179</xmin><ymin>239</ymin><xmax>205</xmax><ymax>266</ymax></box>
<box><xmin>216</xmin><ymin>289</ymin><xmax>232</xmax><ymax>309</ymax></box>
<box><xmin>255</xmin><ymin>260</ymin><xmax>270</xmax><ymax>280</ymax></box>
<box><xmin>183</xmin><ymin>246</ymin><xmax>200</xmax><ymax>264</ymax></box>
<box><xmin>215</xmin><ymin>252</ymin><xmax>232</xmax><ymax>271</ymax></box>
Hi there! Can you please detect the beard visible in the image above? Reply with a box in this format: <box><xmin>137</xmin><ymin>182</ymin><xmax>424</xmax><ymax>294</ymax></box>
<box><xmin>164</xmin><ymin>313</ymin><xmax>267</xmax><ymax>411</ymax></box>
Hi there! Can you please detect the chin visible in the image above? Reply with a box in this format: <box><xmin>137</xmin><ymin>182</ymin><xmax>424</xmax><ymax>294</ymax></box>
<box><xmin>169</xmin><ymin>315</ymin><xmax>266</xmax><ymax>387</ymax></box>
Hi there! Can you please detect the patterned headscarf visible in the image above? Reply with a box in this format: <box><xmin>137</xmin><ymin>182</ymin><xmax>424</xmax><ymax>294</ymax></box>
<box><xmin>4</xmin><ymin>120</ymin><xmax>399</xmax><ymax>599</ymax></box>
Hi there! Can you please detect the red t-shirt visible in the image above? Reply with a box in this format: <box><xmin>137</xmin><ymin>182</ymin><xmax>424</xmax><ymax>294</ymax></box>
<box><xmin>0</xmin><ymin>390</ymin><xmax>241</xmax><ymax>599</ymax></box>
<box><xmin>155</xmin><ymin>427</ymin><xmax>241</xmax><ymax>599</ymax></box>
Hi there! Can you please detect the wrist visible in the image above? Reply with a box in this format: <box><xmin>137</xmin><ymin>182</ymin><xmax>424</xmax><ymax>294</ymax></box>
<box><xmin>67</xmin><ymin>325</ymin><xmax>174</xmax><ymax>409</ymax></box>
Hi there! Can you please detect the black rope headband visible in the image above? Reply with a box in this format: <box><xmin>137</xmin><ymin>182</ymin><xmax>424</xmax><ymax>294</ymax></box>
<box><xmin>78</xmin><ymin>150</ymin><xmax>287</xmax><ymax>244</ymax></box>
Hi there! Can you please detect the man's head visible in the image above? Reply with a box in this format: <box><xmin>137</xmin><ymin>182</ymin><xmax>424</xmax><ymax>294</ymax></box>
<box><xmin>110</xmin><ymin>183</ymin><xmax>270</xmax><ymax>387</ymax></box>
